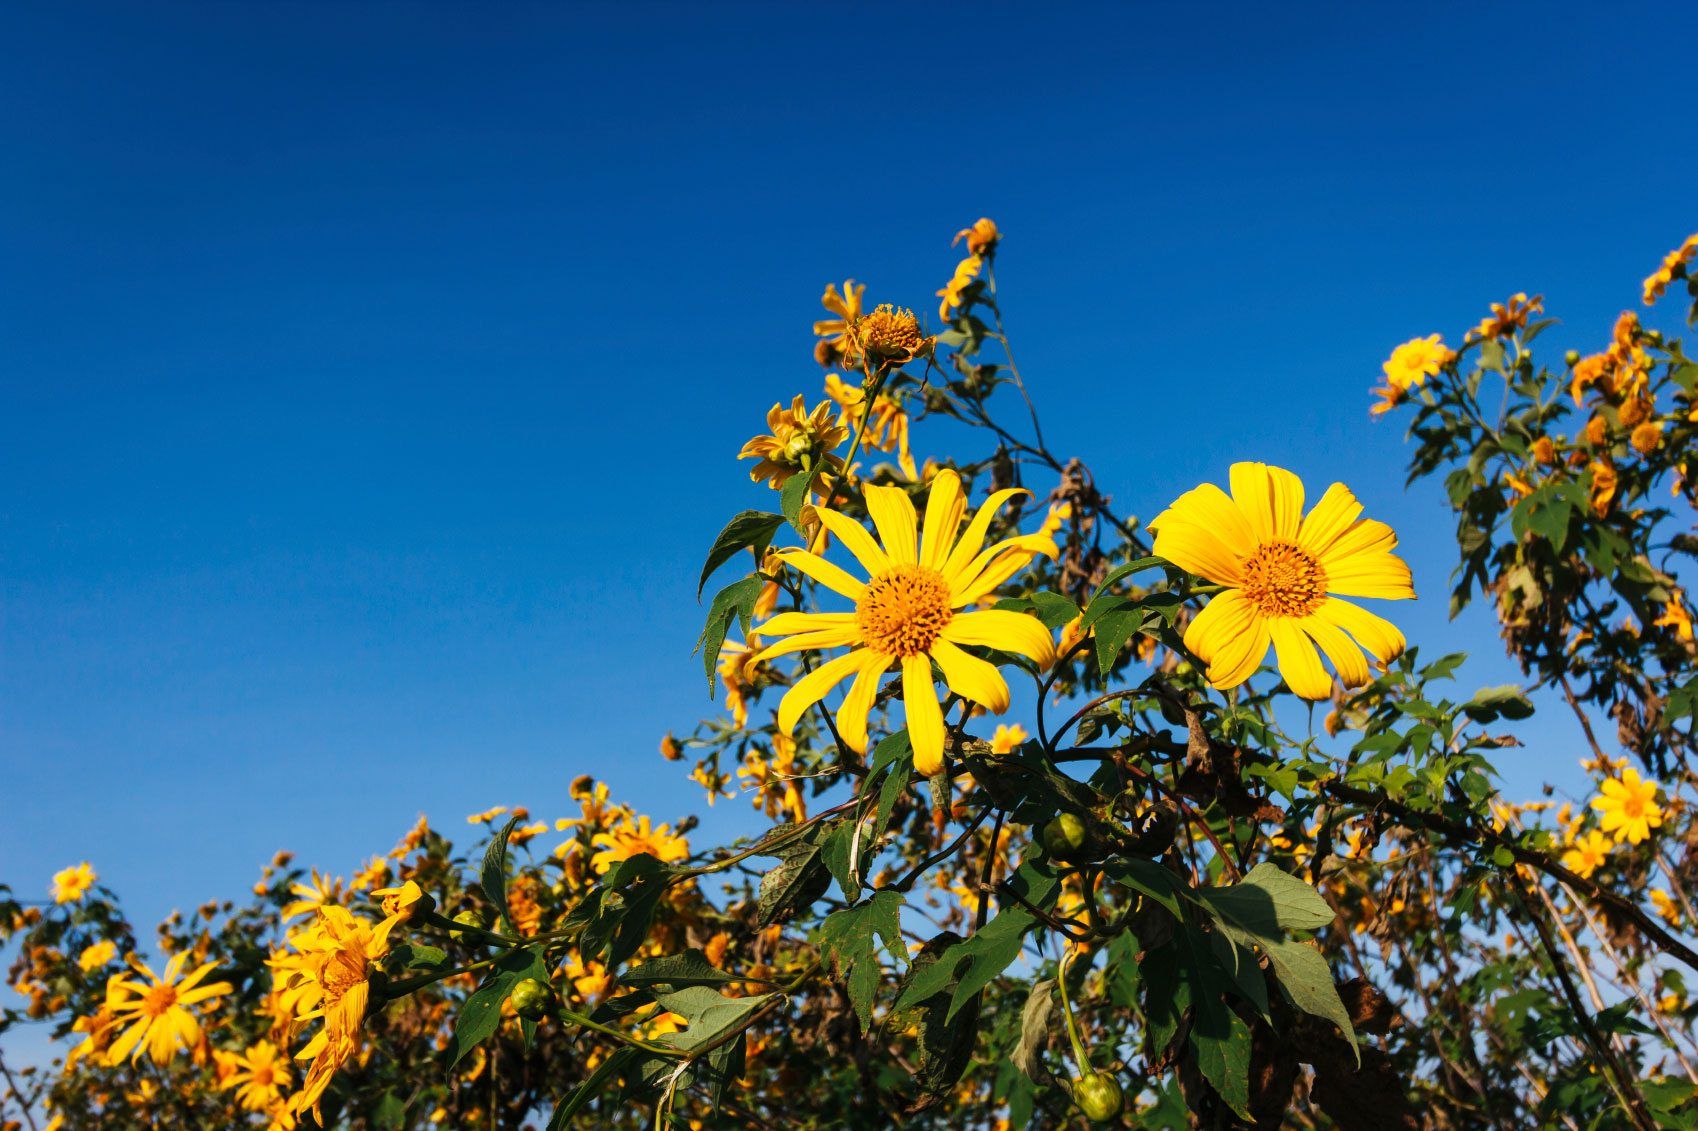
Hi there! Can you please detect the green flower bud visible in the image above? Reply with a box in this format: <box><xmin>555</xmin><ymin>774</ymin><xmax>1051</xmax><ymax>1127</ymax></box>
<box><xmin>1042</xmin><ymin>813</ymin><xmax>1090</xmax><ymax>858</ymax></box>
<box><xmin>508</xmin><ymin>977</ymin><xmax>553</xmax><ymax>1021</ymax></box>
<box><xmin>1074</xmin><ymin>1071</ymin><xmax>1124</xmax><ymax>1122</ymax></box>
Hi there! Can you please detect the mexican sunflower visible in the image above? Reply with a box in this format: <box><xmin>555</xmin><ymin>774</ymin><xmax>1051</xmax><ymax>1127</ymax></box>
<box><xmin>1149</xmin><ymin>462</ymin><xmax>1414</xmax><ymax>699</ymax></box>
<box><xmin>276</xmin><ymin>906</ymin><xmax>399</xmax><ymax>1122</ymax></box>
<box><xmin>753</xmin><ymin>468</ymin><xmax>1057</xmax><ymax>776</ymax></box>
<box><xmin>105</xmin><ymin>952</ymin><xmax>234</xmax><ymax>1065</ymax></box>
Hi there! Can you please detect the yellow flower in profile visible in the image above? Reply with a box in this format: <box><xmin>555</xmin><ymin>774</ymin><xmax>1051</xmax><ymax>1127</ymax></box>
<box><xmin>989</xmin><ymin>723</ymin><xmax>1029</xmax><ymax>755</ymax></box>
<box><xmin>589</xmin><ymin>816</ymin><xmax>690</xmax><ymax>874</ymax></box>
<box><xmin>1470</xmin><ymin>292</ymin><xmax>1543</xmax><ymax>341</ymax></box>
<box><xmin>1655</xmin><ymin>595</ymin><xmax>1694</xmax><ymax>642</ymax></box>
<box><xmin>1591</xmin><ymin>767</ymin><xmax>1663</xmax><ymax>845</ymax></box>
<box><xmin>753</xmin><ymin>468</ymin><xmax>1058</xmax><ymax>776</ymax></box>
<box><xmin>222</xmin><ymin>1040</ymin><xmax>293</xmax><ymax>1112</ymax></box>
<box><xmin>716</xmin><ymin>636</ymin><xmax>764</xmax><ymax>728</ymax></box>
<box><xmin>1149</xmin><ymin>463</ymin><xmax>1414</xmax><ymax>699</ymax></box>
<box><xmin>1570</xmin><ymin>352</ymin><xmax>1610</xmax><ymax>405</ymax></box>
<box><xmin>105</xmin><ymin>953</ymin><xmax>234</xmax><ymax>1065</ymax></box>
<box><xmin>1643</xmin><ymin>234</ymin><xmax>1698</xmax><ymax>305</ymax></box>
<box><xmin>282</xmin><ymin>870</ymin><xmax>346</xmax><ymax>923</ymax></box>
<box><xmin>52</xmin><ymin>863</ymin><xmax>97</xmax><ymax>904</ymax></box>
<box><xmin>738</xmin><ymin>395</ymin><xmax>850</xmax><ymax>490</ymax></box>
<box><xmin>350</xmin><ymin>855</ymin><xmax>389</xmax><ymax>892</ymax></box>
<box><xmin>825</xmin><ymin>372</ymin><xmax>915</xmax><ymax>480</ymax></box>
<box><xmin>813</xmin><ymin>280</ymin><xmax>865</xmax><ymax>368</ymax></box>
<box><xmin>937</xmin><ymin>254</ymin><xmax>984</xmax><ymax>321</ymax></box>
<box><xmin>1588</xmin><ymin>460</ymin><xmax>1618</xmax><ymax>518</ymax></box>
<box><xmin>278</xmin><ymin>906</ymin><xmax>399</xmax><ymax>1123</ymax></box>
<box><xmin>1381</xmin><ymin>334</ymin><xmax>1454</xmax><ymax>392</ymax></box>
<box><xmin>853</xmin><ymin>304</ymin><xmax>934</xmax><ymax>367</ymax></box>
<box><xmin>77</xmin><ymin>940</ymin><xmax>117</xmax><ymax>972</ymax></box>
<box><xmin>1559</xmin><ymin>830</ymin><xmax>1611</xmax><ymax>879</ymax></box>
<box><xmin>370</xmin><ymin>879</ymin><xmax>428</xmax><ymax>923</ymax></box>
<box><xmin>1651</xmin><ymin>888</ymin><xmax>1682</xmax><ymax>927</ymax></box>
<box><xmin>953</xmin><ymin>218</ymin><xmax>1001</xmax><ymax>257</ymax></box>
<box><xmin>65</xmin><ymin>996</ymin><xmax>123</xmax><ymax>1070</ymax></box>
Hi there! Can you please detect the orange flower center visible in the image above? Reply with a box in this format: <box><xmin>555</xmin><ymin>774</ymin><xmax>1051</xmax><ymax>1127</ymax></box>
<box><xmin>857</xmin><ymin>564</ymin><xmax>953</xmax><ymax>657</ymax></box>
<box><xmin>1240</xmin><ymin>541</ymin><xmax>1328</xmax><ymax>618</ymax></box>
<box><xmin>139</xmin><ymin>983</ymin><xmax>179</xmax><ymax>1016</ymax></box>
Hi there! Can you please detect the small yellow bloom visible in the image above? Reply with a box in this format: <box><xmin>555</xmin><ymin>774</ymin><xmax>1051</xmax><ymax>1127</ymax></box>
<box><xmin>51</xmin><ymin>863</ymin><xmax>97</xmax><ymax>904</ymax></box>
<box><xmin>659</xmin><ymin>732</ymin><xmax>684</xmax><ymax>761</ymax></box>
<box><xmin>1471</xmin><ymin>293</ymin><xmax>1543</xmax><ymax>341</ymax></box>
<box><xmin>738</xmin><ymin>395</ymin><xmax>850</xmax><ymax>490</ymax></box>
<box><xmin>222</xmin><ymin>1040</ymin><xmax>292</xmax><ymax>1113</ymax></box>
<box><xmin>753</xmin><ymin>469</ymin><xmax>1058</xmax><ymax>776</ymax></box>
<box><xmin>813</xmin><ymin>280</ymin><xmax>865</xmax><ymax>368</ymax></box>
<box><xmin>1570</xmin><ymin>352</ymin><xmax>1610</xmax><ymax>405</ymax></box>
<box><xmin>370</xmin><ymin>879</ymin><xmax>428</xmax><ymax>923</ymax></box>
<box><xmin>105</xmin><ymin>953</ymin><xmax>234</xmax><ymax>1066</ymax></box>
<box><xmin>350</xmin><ymin>856</ymin><xmax>389</xmax><ymax>892</ymax></box>
<box><xmin>1380</xmin><ymin>334</ymin><xmax>1455</xmax><ymax>392</ymax></box>
<box><xmin>1588</xmin><ymin>460</ymin><xmax>1618</xmax><ymax>518</ymax></box>
<box><xmin>1651</xmin><ymin>888</ymin><xmax>1682</xmax><ymax>927</ymax></box>
<box><xmin>1643</xmin><ymin>234</ymin><xmax>1698</xmax><ymax>305</ymax></box>
<box><xmin>1590</xmin><ymin>767</ymin><xmax>1663</xmax><ymax>845</ymax></box>
<box><xmin>467</xmin><ymin>805</ymin><xmax>511</xmax><ymax>825</ymax></box>
<box><xmin>1149</xmin><ymin>463</ymin><xmax>1414</xmax><ymax>699</ymax></box>
<box><xmin>1559</xmin><ymin>830</ymin><xmax>1611</xmax><ymax>879</ymax></box>
<box><xmin>852</xmin><ymin>304</ymin><xmax>933</xmax><ymax>367</ymax></box>
<box><xmin>1655</xmin><ymin>595</ymin><xmax>1694</xmax><ymax>642</ymax></box>
<box><xmin>937</xmin><ymin>254</ymin><xmax>983</xmax><ymax>321</ymax></box>
<box><xmin>1630</xmin><ymin>420</ymin><xmax>1664</xmax><ymax>455</ymax></box>
<box><xmin>589</xmin><ymin>816</ymin><xmax>690</xmax><ymax>874</ymax></box>
<box><xmin>77</xmin><ymin>940</ymin><xmax>117</xmax><ymax>972</ymax></box>
<box><xmin>989</xmin><ymin>723</ymin><xmax>1029</xmax><ymax>755</ymax></box>
<box><xmin>1531</xmin><ymin>436</ymin><xmax>1557</xmax><ymax>465</ymax></box>
<box><xmin>953</xmin><ymin>218</ymin><xmax>1000</xmax><ymax>256</ymax></box>
<box><xmin>281</xmin><ymin>869</ymin><xmax>346</xmax><ymax>923</ymax></box>
<box><xmin>824</xmin><ymin>372</ymin><xmax>916</xmax><ymax>480</ymax></box>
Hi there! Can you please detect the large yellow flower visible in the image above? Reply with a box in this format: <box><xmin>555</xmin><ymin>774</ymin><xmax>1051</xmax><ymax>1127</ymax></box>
<box><xmin>589</xmin><ymin>816</ymin><xmax>691</xmax><ymax>874</ymax></box>
<box><xmin>51</xmin><ymin>862</ymin><xmax>97</xmax><ymax>904</ymax></box>
<box><xmin>223</xmin><ymin>1039</ymin><xmax>293</xmax><ymax>1112</ymax></box>
<box><xmin>753</xmin><ymin>469</ymin><xmax>1058</xmax><ymax>776</ymax></box>
<box><xmin>1149</xmin><ymin>463</ymin><xmax>1414</xmax><ymax>699</ymax></box>
<box><xmin>105</xmin><ymin>952</ymin><xmax>234</xmax><ymax>1066</ymax></box>
<box><xmin>278</xmin><ymin>906</ymin><xmax>399</xmax><ymax>1123</ymax></box>
<box><xmin>1560</xmin><ymin>829</ymin><xmax>1612</xmax><ymax>879</ymax></box>
<box><xmin>1591</xmin><ymin>767</ymin><xmax>1663</xmax><ymax>845</ymax></box>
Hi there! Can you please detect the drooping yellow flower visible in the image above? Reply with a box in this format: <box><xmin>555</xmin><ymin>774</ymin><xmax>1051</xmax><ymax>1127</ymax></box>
<box><xmin>278</xmin><ymin>906</ymin><xmax>399</xmax><ymax>1123</ymax></box>
<box><xmin>852</xmin><ymin>304</ymin><xmax>934</xmax><ymax>367</ymax></box>
<box><xmin>813</xmin><ymin>280</ymin><xmax>865</xmax><ymax>368</ymax></box>
<box><xmin>953</xmin><ymin>218</ymin><xmax>1001</xmax><ymax>256</ymax></box>
<box><xmin>738</xmin><ymin>395</ymin><xmax>850</xmax><ymax>490</ymax></box>
<box><xmin>1149</xmin><ymin>463</ymin><xmax>1414</xmax><ymax>699</ymax></box>
<box><xmin>1655</xmin><ymin>595</ymin><xmax>1694</xmax><ymax>642</ymax></box>
<box><xmin>1651</xmin><ymin>888</ymin><xmax>1682</xmax><ymax>927</ymax></box>
<box><xmin>1591</xmin><ymin>767</ymin><xmax>1663</xmax><ymax>845</ymax></box>
<box><xmin>1643</xmin><ymin>234</ymin><xmax>1698</xmax><ymax>305</ymax></box>
<box><xmin>223</xmin><ymin>1040</ymin><xmax>293</xmax><ymax>1113</ymax></box>
<box><xmin>105</xmin><ymin>953</ymin><xmax>234</xmax><ymax>1066</ymax></box>
<box><xmin>65</xmin><ymin>996</ymin><xmax>123</xmax><ymax>1070</ymax></box>
<box><xmin>77</xmin><ymin>940</ymin><xmax>117</xmax><ymax>972</ymax></box>
<box><xmin>1588</xmin><ymin>460</ymin><xmax>1618</xmax><ymax>518</ymax></box>
<box><xmin>1570</xmin><ymin>352</ymin><xmax>1611</xmax><ymax>405</ymax></box>
<box><xmin>752</xmin><ymin>468</ymin><xmax>1058</xmax><ymax>776</ymax></box>
<box><xmin>281</xmin><ymin>869</ymin><xmax>345</xmax><ymax>923</ymax></box>
<box><xmin>989</xmin><ymin>723</ymin><xmax>1028</xmax><ymax>755</ymax></box>
<box><xmin>825</xmin><ymin>372</ymin><xmax>916</xmax><ymax>480</ymax></box>
<box><xmin>1381</xmin><ymin>334</ymin><xmax>1454</xmax><ymax>392</ymax></box>
<box><xmin>937</xmin><ymin>254</ymin><xmax>984</xmax><ymax>321</ymax></box>
<box><xmin>51</xmin><ymin>863</ymin><xmax>97</xmax><ymax>904</ymax></box>
<box><xmin>588</xmin><ymin>816</ymin><xmax>690</xmax><ymax>874</ymax></box>
<box><xmin>1559</xmin><ymin>830</ymin><xmax>1611</xmax><ymax>879</ymax></box>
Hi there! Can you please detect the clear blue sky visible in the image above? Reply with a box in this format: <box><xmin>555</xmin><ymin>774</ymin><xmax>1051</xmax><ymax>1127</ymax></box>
<box><xmin>4</xmin><ymin>1</ymin><xmax>1695</xmax><ymax>944</ymax></box>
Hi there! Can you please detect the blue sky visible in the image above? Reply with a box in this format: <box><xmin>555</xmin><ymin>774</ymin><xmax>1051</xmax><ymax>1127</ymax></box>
<box><xmin>3</xmin><ymin>0</ymin><xmax>1696</xmax><ymax>950</ymax></box>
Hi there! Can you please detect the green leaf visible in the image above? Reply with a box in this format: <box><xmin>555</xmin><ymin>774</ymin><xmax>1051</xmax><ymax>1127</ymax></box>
<box><xmin>1460</xmin><ymin>684</ymin><xmax>1535</xmax><ymax>723</ymax></box>
<box><xmin>698</xmin><ymin>510</ymin><xmax>784</xmax><ymax>597</ymax></box>
<box><xmin>756</xmin><ymin>838</ymin><xmax>830</xmax><ymax>926</ymax></box>
<box><xmin>893</xmin><ymin>903</ymin><xmax>1039</xmax><ymax>1021</ymax></box>
<box><xmin>450</xmin><ymin>947</ymin><xmax>546</xmax><ymax>1067</ymax></box>
<box><xmin>622</xmin><ymin>948</ymin><xmax>739</xmax><ymax>990</ymax></box>
<box><xmin>820</xmin><ymin>819</ymin><xmax>859</xmax><ymax>901</ymax></box>
<box><xmin>1194</xmin><ymin>862</ymin><xmax>1335</xmax><ymax>934</ymax></box>
<box><xmin>696</xmin><ymin>575</ymin><xmax>763</xmax><ymax>695</ymax></box>
<box><xmin>1024</xmin><ymin>590</ymin><xmax>1082</xmax><ymax>630</ymax></box>
<box><xmin>1012</xmin><ymin>978</ymin><xmax>1056</xmax><ymax>1081</ymax></box>
<box><xmin>780</xmin><ymin>469</ymin><xmax>816</xmax><ymax>534</ymax></box>
<box><xmin>1190</xmin><ymin>1005</ymin><xmax>1252</xmax><ymax>1119</ymax></box>
<box><xmin>480</xmin><ymin>814</ymin><xmax>524</xmax><ymax>934</ymax></box>
<box><xmin>1259</xmin><ymin>937</ymin><xmax>1359</xmax><ymax>1061</ymax></box>
<box><xmin>816</xmin><ymin>891</ymin><xmax>905</xmax><ymax>1031</ymax></box>
<box><xmin>1089</xmin><ymin>555</ymin><xmax>1163</xmax><ymax>604</ymax></box>
<box><xmin>545</xmin><ymin>1047</ymin><xmax>640</xmax><ymax>1129</ymax></box>
<box><xmin>1092</xmin><ymin>607</ymin><xmax>1144</xmax><ymax>672</ymax></box>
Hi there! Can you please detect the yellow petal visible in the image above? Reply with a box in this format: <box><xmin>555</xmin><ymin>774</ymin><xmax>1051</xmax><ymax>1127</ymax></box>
<box><xmin>941</xmin><ymin>609</ymin><xmax>1056</xmax><ymax>666</ymax></box>
<box><xmin>1182</xmin><ymin>590</ymin><xmax>1254</xmax><ymax>664</ymax></box>
<box><xmin>1148</xmin><ymin>482</ymin><xmax>1255</xmax><ymax>558</ymax></box>
<box><xmin>1323</xmin><ymin>552</ymin><xmax>1416</xmax><ymax>600</ymax></box>
<box><xmin>1316</xmin><ymin>518</ymin><xmax>1398</xmax><ymax>569</ymax></box>
<box><xmin>950</xmin><ymin>544</ymin><xmax>1048</xmax><ymax>607</ymax></box>
<box><xmin>835</xmin><ymin>651</ymin><xmax>891</xmax><ymax>754</ymax></box>
<box><xmin>930</xmin><ymin>639</ymin><xmax>1011</xmax><ymax>713</ymax></box>
<box><xmin>756</xmin><ymin>611</ymin><xmax>857</xmax><ymax>636</ymax></box>
<box><xmin>902</xmin><ymin>656</ymin><xmax>946</xmax><ymax>776</ymax></box>
<box><xmin>751</xmin><ymin>626</ymin><xmax>864</xmax><ymax>663</ymax></box>
<box><xmin>864</xmin><ymin>485</ymin><xmax>918</xmax><ymax>565</ymax></box>
<box><xmin>1152</xmin><ymin>519</ymin><xmax>1246</xmax><ymax>587</ymax></box>
<box><xmin>940</xmin><ymin>488</ymin><xmax>1029</xmax><ymax>581</ymax></box>
<box><xmin>1298</xmin><ymin>615</ymin><xmax>1370</xmax><ymax>688</ymax></box>
<box><xmin>814</xmin><ymin>508</ymin><xmax>890</xmax><ymax>577</ymax></box>
<box><xmin>775</xmin><ymin>549</ymin><xmax>866</xmax><ymax>601</ymax></box>
<box><xmin>1296</xmin><ymin>482</ymin><xmax>1365</xmax><ymax>559</ymax></box>
<box><xmin>1229</xmin><ymin>462</ymin><xmax>1305</xmax><ymax>543</ymax></box>
<box><xmin>777</xmin><ymin>650</ymin><xmax>870</xmax><ymax>734</ymax></box>
<box><xmin>1269</xmin><ymin>618</ymin><xmax>1331</xmax><ymax>699</ymax></box>
<box><xmin>919</xmin><ymin>469</ymin><xmax>967</xmax><ymax>569</ymax></box>
<box><xmin>1313</xmin><ymin>597</ymin><xmax>1406</xmax><ymax>665</ymax></box>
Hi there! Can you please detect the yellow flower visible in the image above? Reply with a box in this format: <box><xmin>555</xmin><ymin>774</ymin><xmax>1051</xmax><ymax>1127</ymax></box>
<box><xmin>1470</xmin><ymin>293</ymin><xmax>1543</xmax><ymax>341</ymax></box>
<box><xmin>1591</xmin><ymin>768</ymin><xmax>1663</xmax><ymax>845</ymax></box>
<box><xmin>813</xmin><ymin>280</ymin><xmax>865</xmax><ymax>368</ymax></box>
<box><xmin>825</xmin><ymin>372</ymin><xmax>915</xmax><ymax>480</ymax></box>
<box><xmin>222</xmin><ymin>1040</ymin><xmax>293</xmax><ymax>1113</ymax></box>
<box><xmin>1588</xmin><ymin>460</ymin><xmax>1618</xmax><ymax>518</ymax></box>
<box><xmin>1149</xmin><ymin>463</ymin><xmax>1414</xmax><ymax>699</ymax></box>
<box><xmin>77</xmin><ymin>940</ymin><xmax>117</xmax><ymax>972</ymax></box>
<box><xmin>64</xmin><ymin>997</ymin><xmax>123</xmax><ymax>1070</ymax></box>
<box><xmin>1381</xmin><ymin>334</ymin><xmax>1454</xmax><ymax>392</ymax></box>
<box><xmin>1651</xmin><ymin>888</ymin><xmax>1682</xmax><ymax>927</ymax></box>
<box><xmin>1559</xmin><ymin>830</ymin><xmax>1611</xmax><ymax>879</ymax></box>
<box><xmin>1655</xmin><ymin>595</ymin><xmax>1694</xmax><ymax>642</ymax></box>
<box><xmin>468</xmin><ymin>805</ymin><xmax>511</xmax><ymax>824</ymax></box>
<box><xmin>953</xmin><ymin>218</ymin><xmax>1001</xmax><ymax>257</ymax></box>
<box><xmin>659</xmin><ymin>733</ymin><xmax>684</xmax><ymax>761</ymax></box>
<box><xmin>1631</xmin><ymin>420</ymin><xmax>1664</xmax><ymax>455</ymax></box>
<box><xmin>852</xmin><ymin>304</ymin><xmax>933</xmax><ymax>367</ymax></box>
<box><xmin>1531</xmin><ymin>436</ymin><xmax>1557</xmax><ymax>465</ymax></box>
<box><xmin>278</xmin><ymin>906</ymin><xmax>399</xmax><ymax>1123</ymax></box>
<box><xmin>738</xmin><ymin>395</ymin><xmax>850</xmax><ymax>490</ymax></box>
<box><xmin>105</xmin><ymin>953</ymin><xmax>234</xmax><ymax>1065</ymax></box>
<box><xmin>350</xmin><ymin>856</ymin><xmax>389</xmax><ymax>892</ymax></box>
<box><xmin>1570</xmin><ymin>352</ymin><xmax>1611</xmax><ymax>405</ymax></box>
<box><xmin>281</xmin><ymin>869</ymin><xmax>345</xmax><ymax>923</ymax></box>
<box><xmin>589</xmin><ymin>816</ymin><xmax>690</xmax><ymax>874</ymax></box>
<box><xmin>561</xmin><ymin>954</ymin><xmax>614</xmax><ymax>1003</ymax></box>
<box><xmin>937</xmin><ymin>254</ymin><xmax>983</xmax><ymax>321</ymax></box>
<box><xmin>370</xmin><ymin>879</ymin><xmax>428</xmax><ymax>923</ymax></box>
<box><xmin>1368</xmin><ymin>382</ymin><xmax>1407</xmax><ymax>418</ymax></box>
<box><xmin>989</xmin><ymin>723</ymin><xmax>1028</xmax><ymax>755</ymax></box>
<box><xmin>1643</xmin><ymin>234</ymin><xmax>1698</xmax><ymax>305</ymax></box>
<box><xmin>51</xmin><ymin>863</ymin><xmax>97</xmax><ymax>904</ymax></box>
<box><xmin>739</xmin><ymin>734</ymin><xmax>807</xmax><ymax>823</ymax></box>
<box><xmin>753</xmin><ymin>470</ymin><xmax>1057</xmax><ymax>776</ymax></box>
<box><xmin>716</xmin><ymin>637</ymin><xmax>764</xmax><ymax>728</ymax></box>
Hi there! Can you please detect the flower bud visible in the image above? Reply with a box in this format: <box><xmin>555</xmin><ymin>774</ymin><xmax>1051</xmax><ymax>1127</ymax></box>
<box><xmin>508</xmin><ymin>977</ymin><xmax>554</xmax><ymax>1021</ymax></box>
<box><xmin>1073</xmin><ymin>1071</ymin><xmax>1123</xmax><ymax>1122</ymax></box>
